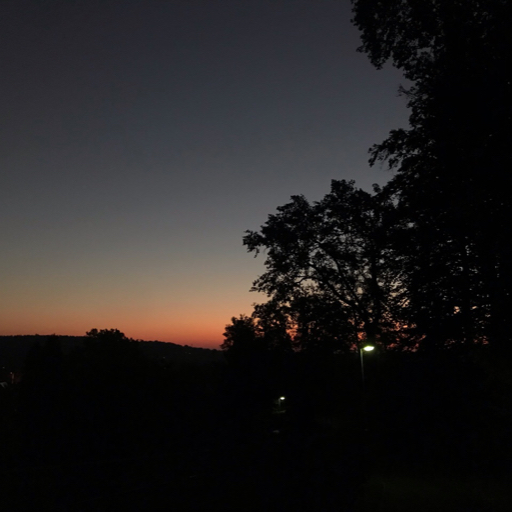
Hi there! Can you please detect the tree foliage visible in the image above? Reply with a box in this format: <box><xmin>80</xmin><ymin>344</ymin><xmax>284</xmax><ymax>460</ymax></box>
<box><xmin>225</xmin><ymin>1</ymin><xmax>512</xmax><ymax>353</ymax></box>
<box><xmin>352</xmin><ymin>0</ymin><xmax>512</xmax><ymax>348</ymax></box>
<box><xmin>243</xmin><ymin>180</ymin><xmax>411</xmax><ymax>351</ymax></box>
<box><xmin>221</xmin><ymin>315</ymin><xmax>260</xmax><ymax>353</ymax></box>
<box><xmin>221</xmin><ymin>308</ymin><xmax>293</xmax><ymax>358</ymax></box>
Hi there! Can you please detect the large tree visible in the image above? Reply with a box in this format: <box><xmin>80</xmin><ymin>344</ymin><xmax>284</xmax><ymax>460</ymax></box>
<box><xmin>352</xmin><ymin>0</ymin><xmax>512</xmax><ymax>348</ymax></box>
<box><xmin>244</xmin><ymin>180</ymin><xmax>412</xmax><ymax>351</ymax></box>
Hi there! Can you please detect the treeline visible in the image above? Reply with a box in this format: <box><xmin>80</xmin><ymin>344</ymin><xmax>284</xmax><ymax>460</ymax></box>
<box><xmin>0</xmin><ymin>328</ymin><xmax>359</xmax><ymax>509</ymax></box>
<box><xmin>0</xmin><ymin>334</ymin><xmax>222</xmax><ymax>379</ymax></box>
<box><xmin>0</xmin><ymin>329</ymin><xmax>230</xmax><ymax>509</ymax></box>
<box><xmin>1</xmin><ymin>329</ymin><xmax>510</xmax><ymax>510</ymax></box>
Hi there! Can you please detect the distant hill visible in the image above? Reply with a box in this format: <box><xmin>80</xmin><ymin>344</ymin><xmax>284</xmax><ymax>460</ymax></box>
<box><xmin>0</xmin><ymin>335</ymin><xmax>225</xmax><ymax>375</ymax></box>
<box><xmin>136</xmin><ymin>338</ymin><xmax>226</xmax><ymax>366</ymax></box>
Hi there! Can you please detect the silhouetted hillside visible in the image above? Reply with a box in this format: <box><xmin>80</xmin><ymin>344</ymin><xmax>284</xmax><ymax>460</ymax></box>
<box><xmin>136</xmin><ymin>339</ymin><xmax>225</xmax><ymax>366</ymax></box>
<box><xmin>0</xmin><ymin>335</ymin><xmax>225</xmax><ymax>376</ymax></box>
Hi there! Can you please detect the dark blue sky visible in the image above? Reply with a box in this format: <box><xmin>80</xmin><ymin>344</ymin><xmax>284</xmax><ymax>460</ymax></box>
<box><xmin>0</xmin><ymin>0</ymin><xmax>409</xmax><ymax>346</ymax></box>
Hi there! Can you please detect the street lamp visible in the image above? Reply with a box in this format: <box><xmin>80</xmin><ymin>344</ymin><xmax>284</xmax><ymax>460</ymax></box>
<box><xmin>277</xmin><ymin>396</ymin><xmax>285</xmax><ymax>412</ymax></box>
<box><xmin>359</xmin><ymin>343</ymin><xmax>375</xmax><ymax>433</ymax></box>
<box><xmin>359</xmin><ymin>343</ymin><xmax>375</xmax><ymax>391</ymax></box>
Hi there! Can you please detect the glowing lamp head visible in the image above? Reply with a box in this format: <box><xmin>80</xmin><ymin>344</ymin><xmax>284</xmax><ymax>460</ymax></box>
<box><xmin>279</xmin><ymin>396</ymin><xmax>285</xmax><ymax>401</ymax></box>
<box><xmin>362</xmin><ymin>345</ymin><xmax>375</xmax><ymax>352</ymax></box>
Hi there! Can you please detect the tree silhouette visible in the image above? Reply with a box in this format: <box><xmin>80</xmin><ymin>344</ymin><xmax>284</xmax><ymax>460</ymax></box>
<box><xmin>252</xmin><ymin>300</ymin><xmax>293</xmax><ymax>354</ymax></box>
<box><xmin>221</xmin><ymin>314</ymin><xmax>263</xmax><ymax>360</ymax></box>
<box><xmin>85</xmin><ymin>327</ymin><xmax>130</xmax><ymax>345</ymax></box>
<box><xmin>244</xmin><ymin>180</ymin><xmax>410</xmax><ymax>351</ymax></box>
<box><xmin>352</xmin><ymin>0</ymin><xmax>512</xmax><ymax>349</ymax></box>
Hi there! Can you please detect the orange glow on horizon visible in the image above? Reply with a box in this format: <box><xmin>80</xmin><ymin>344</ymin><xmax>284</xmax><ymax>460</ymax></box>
<box><xmin>0</xmin><ymin>300</ymin><xmax>255</xmax><ymax>350</ymax></box>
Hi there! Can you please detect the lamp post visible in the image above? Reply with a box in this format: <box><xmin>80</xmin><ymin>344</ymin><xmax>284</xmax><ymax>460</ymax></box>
<box><xmin>359</xmin><ymin>343</ymin><xmax>375</xmax><ymax>392</ymax></box>
<box><xmin>358</xmin><ymin>342</ymin><xmax>376</xmax><ymax>469</ymax></box>
<box><xmin>359</xmin><ymin>343</ymin><xmax>375</xmax><ymax>435</ymax></box>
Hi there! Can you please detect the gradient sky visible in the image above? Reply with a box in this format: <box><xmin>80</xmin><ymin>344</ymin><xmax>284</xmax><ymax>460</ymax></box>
<box><xmin>1</xmin><ymin>0</ymin><xmax>409</xmax><ymax>348</ymax></box>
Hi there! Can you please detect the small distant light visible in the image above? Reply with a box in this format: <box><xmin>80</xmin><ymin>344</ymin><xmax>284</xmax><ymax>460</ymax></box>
<box><xmin>279</xmin><ymin>396</ymin><xmax>285</xmax><ymax>400</ymax></box>
<box><xmin>363</xmin><ymin>345</ymin><xmax>375</xmax><ymax>352</ymax></box>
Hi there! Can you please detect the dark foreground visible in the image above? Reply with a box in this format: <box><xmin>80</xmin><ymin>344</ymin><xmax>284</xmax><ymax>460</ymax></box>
<box><xmin>1</xmin><ymin>341</ymin><xmax>512</xmax><ymax>511</ymax></box>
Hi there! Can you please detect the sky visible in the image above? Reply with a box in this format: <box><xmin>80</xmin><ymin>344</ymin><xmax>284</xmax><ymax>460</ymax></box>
<box><xmin>0</xmin><ymin>0</ymin><xmax>409</xmax><ymax>348</ymax></box>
